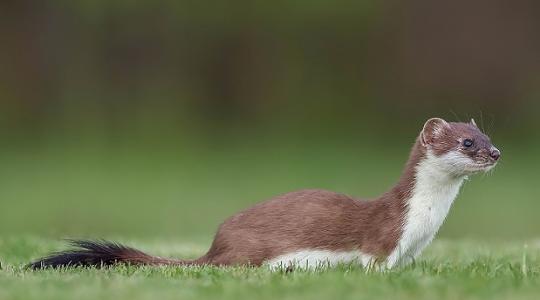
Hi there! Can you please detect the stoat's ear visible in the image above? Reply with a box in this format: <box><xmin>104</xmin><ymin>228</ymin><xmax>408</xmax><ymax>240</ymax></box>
<box><xmin>470</xmin><ymin>118</ymin><xmax>478</xmax><ymax>127</ymax></box>
<box><xmin>421</xmin><ymin>117</ymin><xmax>449</xmax><ymax>146</ymax></box>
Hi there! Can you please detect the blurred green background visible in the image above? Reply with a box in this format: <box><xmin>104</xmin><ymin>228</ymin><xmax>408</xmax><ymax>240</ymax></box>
<box><xmin>0</xmin><ymin>1</ymin><xmax>539</xmax><ymax>241</ymax></box>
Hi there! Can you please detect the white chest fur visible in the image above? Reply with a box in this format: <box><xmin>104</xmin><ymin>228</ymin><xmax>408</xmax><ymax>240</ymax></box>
<box><xmin>386</xmin><ymin>152</ymin><xmax>465</xmax><ymax>268</ymax></box>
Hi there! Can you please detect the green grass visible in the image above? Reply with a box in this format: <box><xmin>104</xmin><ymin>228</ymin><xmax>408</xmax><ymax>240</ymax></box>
<box><xmin>1</xmin><ymin>139</ymin><xmax>539</xmax><ymax>299</ymax></box>
<box><xmin>0</xmin><ymin>140</ymin><xmax>539</xmax><ymax>239</ymax></box>
<box><xmin>1</xmin><ymin>237</ymin><xmax>539</xmax><ymax>300</ymax></box>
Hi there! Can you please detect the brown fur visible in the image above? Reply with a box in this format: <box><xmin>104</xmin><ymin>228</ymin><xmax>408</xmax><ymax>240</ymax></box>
<box><xmin>422</xmin><ymin>118</ymin><xmax>497</xmax><ymax>162</ymax></box>
<box><xmin>198</xmin><ymin>139</ymin><xmax>427</xmax><ymax>266</ymax></box>
<box><xmin>29</xmin><ymin>139</ymin><xmax>426</xmax><ymax>269</ymax></box>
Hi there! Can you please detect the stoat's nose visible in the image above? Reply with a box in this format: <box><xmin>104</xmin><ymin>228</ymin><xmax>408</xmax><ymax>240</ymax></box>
<box><xmin>490</xmin><ymin>148</ymin><xmax>501</xmax><ymax>161</ymax></box>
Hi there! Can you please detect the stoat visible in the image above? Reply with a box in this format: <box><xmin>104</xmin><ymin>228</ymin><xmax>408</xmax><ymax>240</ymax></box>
<box><xmin>28</xmin><ymin>118</ymin><xmax>500</xmax><ymax>270</ymax></box>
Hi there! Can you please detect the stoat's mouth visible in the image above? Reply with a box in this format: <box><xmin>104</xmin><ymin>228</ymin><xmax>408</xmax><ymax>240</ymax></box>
<box><xmin>468</xmin><ymin>161</ymin><xmax>497</xmax><ymax>172</ymax></box>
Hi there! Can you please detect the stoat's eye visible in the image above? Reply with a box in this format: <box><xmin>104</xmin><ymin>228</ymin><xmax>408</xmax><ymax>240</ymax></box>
<box><xmin>463</xmin><ymin>139</ymin><xmax>474</xmax><ymax>147</ymax></box>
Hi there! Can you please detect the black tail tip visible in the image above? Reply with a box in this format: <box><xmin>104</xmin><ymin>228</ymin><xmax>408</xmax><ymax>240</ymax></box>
<box><xmin>26</xmin><ymin>239</ymin><xmax>145</xmax><ymax>270</ymax></box>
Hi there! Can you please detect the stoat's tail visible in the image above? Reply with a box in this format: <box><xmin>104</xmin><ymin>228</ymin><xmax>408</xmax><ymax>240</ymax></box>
<box><xmin>27</xmin><ymin>240</ymin><xmax>197</xmax><ymax>269</ymax></box>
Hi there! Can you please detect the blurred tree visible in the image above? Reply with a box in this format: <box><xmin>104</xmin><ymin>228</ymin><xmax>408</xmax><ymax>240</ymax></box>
<box><xmin>0</xmin><ymin>0</ymin><xmax>538</xmax><ymax>138</ymax></box>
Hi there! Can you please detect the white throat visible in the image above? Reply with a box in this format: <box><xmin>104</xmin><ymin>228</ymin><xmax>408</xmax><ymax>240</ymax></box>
<box><xmin>387</xmin><ymin>151</ymin><xmax>466</xmax><ymax>268</ymax></box>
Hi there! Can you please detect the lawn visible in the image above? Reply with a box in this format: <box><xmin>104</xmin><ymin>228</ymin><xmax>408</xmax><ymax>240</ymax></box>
<box><xmin>0</xmin><ymin>237</ymin><xmax>539</xmax><ymax>300</ymax></box>
<box><xmin>0</xmin><ymin>139</ymin><xmax>539</xmax><ymax>299</ymax></box>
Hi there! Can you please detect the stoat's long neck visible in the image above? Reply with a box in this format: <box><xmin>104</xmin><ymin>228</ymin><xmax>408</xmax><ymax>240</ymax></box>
<box><xmin>411</xmin><ymin>151</ymin><xmax>466</xmax><ymax>224</ymax></box>
<box><xmin>386</xmin><ymin>139</ymin><xmax>466</xmax><ymax>267</ymax></box>
<box><xmin>386</xmin><ymin>139</ymin><xmax>428</xmax><ymax>204</ymax></box>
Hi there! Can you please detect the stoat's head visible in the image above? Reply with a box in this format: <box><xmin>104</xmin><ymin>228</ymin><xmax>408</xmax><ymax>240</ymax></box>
<box><xmin>420</xmin><ymin>117</ymin><xmax>500</xmax><ymax>176</ymax></box>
